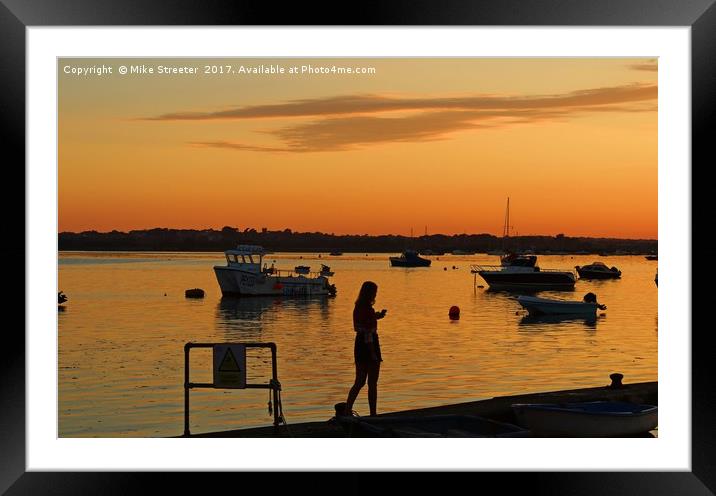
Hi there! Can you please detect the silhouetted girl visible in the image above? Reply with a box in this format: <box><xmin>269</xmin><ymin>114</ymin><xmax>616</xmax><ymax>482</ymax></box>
<box><xmin>344</xmin><ymin>281</ymin><xmax>387</xmax><ymax>416</ymax></box>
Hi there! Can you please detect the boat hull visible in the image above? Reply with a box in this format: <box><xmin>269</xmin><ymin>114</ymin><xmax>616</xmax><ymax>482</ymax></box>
<box><xmin>478</xmin><ymin>271</ymin><xmax>575</xmax><ymax>290</ymax></box>
<box><xmin>518</xmin><ymin>295</ymin><xmax>597</xmax><ymax>316</ymax></box>
<box><xmin>389</xmin><ymin>258</ymin><xmax>431</xmax><ymax>267</ymax></box>
<box><xmin>512</xmin><ymin>402</ymin><xmax>658</xmax><ymax>437</ymax></box>
<box><xmin>575</xmin><ymin>268</ymin><xmax>621</xmax><ymax>279</ymax></box>
<box><xmin>214</xmin><ymin>266</ymin><xmax>332</xmax><ymax>296</ymax></box>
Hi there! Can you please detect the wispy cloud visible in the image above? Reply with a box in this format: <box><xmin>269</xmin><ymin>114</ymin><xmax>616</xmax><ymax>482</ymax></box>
<box><xmin>628</xmin><ymin>61</ymin><xmax>658</xmax><ymax>72</ymax></box>
<box><xmin>152</xmin><ymin>83</ymin><xmax>657</xmax><ymax>152</ymax></box>
<box><xmin>143</xmin><ymin>84</ymin><xmax>657</xmax><ymax>122</ymax></box>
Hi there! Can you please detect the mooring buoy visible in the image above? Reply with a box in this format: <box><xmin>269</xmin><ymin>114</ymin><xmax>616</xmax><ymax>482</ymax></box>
<box><xmin>185</xmin><ymin>288</ymin><xmax>205</xmax><ymax>298</ymax></box>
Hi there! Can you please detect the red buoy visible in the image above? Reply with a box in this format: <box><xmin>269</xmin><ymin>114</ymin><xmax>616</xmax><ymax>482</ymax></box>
<box><xmin>449</xmin><ymin>306</ymin><xmax>460</xmax><ymax>320</ymax></box>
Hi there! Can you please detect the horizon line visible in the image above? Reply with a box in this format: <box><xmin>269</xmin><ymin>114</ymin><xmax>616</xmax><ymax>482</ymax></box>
<box><xmin>58</xmin><ymin>227</ymin><xmax>658</xmax><ymax>242</ymax></box>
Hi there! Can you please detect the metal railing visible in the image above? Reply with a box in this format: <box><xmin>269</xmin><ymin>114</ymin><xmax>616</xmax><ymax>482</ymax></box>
<box><xmin>183</xmin><ymin>342</ymin><xmax>281</xmax><ymax>437</ymax></box>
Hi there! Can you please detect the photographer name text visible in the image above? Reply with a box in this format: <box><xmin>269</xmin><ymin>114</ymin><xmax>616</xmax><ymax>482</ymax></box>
<box><xmin>62</xmin><ymin>63</ymin><xmax>377</xmax><ymax>78</ymax></box>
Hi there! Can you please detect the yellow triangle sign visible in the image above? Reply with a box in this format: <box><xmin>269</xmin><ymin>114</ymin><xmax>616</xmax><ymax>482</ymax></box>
<box><xmin>218</xmin><ymin>348</ymin><xmax>241</xmax><ymax>372</ymax></box>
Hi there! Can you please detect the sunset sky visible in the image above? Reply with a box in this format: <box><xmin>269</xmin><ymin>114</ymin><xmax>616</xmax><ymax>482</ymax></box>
<box><xmin>59</xmin><ymin>58</ymin><xmax>657</xmax><ymax>239</ymax></box>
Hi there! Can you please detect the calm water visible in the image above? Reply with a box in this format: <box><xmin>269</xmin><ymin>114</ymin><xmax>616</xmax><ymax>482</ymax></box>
<box><xmin>58</xmin><ymin>252</ymin><xmax>658</xmax><ymax>437</ymax></box>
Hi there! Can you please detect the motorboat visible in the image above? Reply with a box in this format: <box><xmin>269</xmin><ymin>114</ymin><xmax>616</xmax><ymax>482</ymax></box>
<box><xmin>517</xmin><ymin>294</ymin><xmax>605</xmax><ymax>316</ymax></box>
<box><xmin>214</xmin><ymin>245</ymin><xmax>336</xmax><ymax>297</ymax></box>
<box><xmin>471</xmin><ymin>263</ymin><xmax>576</xmax><ymax>290</ymax></box>
<box><xmin>334</xmin><ymin>414</ymin><xmax>529</xmax><ymax>438</ymax></box>
<box><xmin>329</xmin><ymin>251</ymin><xmax>343</xmax><ymax>256</ymax></box>
<box><xmin>575</xmin><ymin>261</ymin><xmax>621</xmax><ymax>279</ymax></box>
<box><xmin>294</xmin><ymin>265</ymin><xmax>311</xmax><ymax>274</ymax></box>
<box><xmin>389</xmin><ymin>250</ymin><xmax>431</xmax><ymax>267</ymax></box>
<box><xmin>645</xmin><ymin>255</ymin><xmax>658</xmax><ymax>261</ymax></box>
<box><xmin>470</xmin><ymin>198</ymin><xmax>574</xmax><ymax>289</ymax></box>
<box><xmin>511</xmin><ymin>401</ymin><xmax>658</xmax><ymax>437</ymax></box>
<box><xmin>58</xmin><ymin>291</ymin><xmax>68</xmax><ymax>305</ymax></box>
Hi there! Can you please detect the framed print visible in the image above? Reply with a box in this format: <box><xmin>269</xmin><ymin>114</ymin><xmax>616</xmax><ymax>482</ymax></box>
<box><xmin>4</xmin><ymin>0</ymin><xmax>711</xmax><ymax>493</ymax></box>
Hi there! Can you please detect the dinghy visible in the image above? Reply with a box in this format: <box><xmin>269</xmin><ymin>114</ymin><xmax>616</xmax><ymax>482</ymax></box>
<box><xmin>517</xmin><ymin>294</ymin><xmax>605</xmax><ymax>316</ymax></box>
<box><xmin>511</xmin><ymin>401</ymin><xmax>658</xmax><ymax>437</ymax></box>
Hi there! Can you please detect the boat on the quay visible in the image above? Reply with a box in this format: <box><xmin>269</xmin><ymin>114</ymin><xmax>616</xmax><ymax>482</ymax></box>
<box><xmin>214</xmin><ymin>245</ymin><xmax>336</xmax><ymax>296</ymax></box>
<box><xmin>334</xmin><ymin>413</ymin><xmax>529</xmax><ymax>438</ymax></box>
<box><xmin>511</xmin><ymin>401</ymin><xmax>658</xmax><ymax>437</ymax></box>
<box><xmin>389</xmin><ymin>250</ymin><xmax>431</xmax><ymax>267</ymax></box>
<box><xmin>575</xmin><ymin>261</ymin><xmax>621</xmax><ymax>279</ymax></box>
<box><xmin>517</xmin><ymin>294</ymin><xmax>605</xmax><ymax>316</ymax></box>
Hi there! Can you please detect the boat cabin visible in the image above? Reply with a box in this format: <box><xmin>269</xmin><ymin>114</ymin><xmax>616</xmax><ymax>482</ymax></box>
<box><xmin>223</xmin><ymin>245</ymin><xmax>272</xmax><ymax>273</ymax></box>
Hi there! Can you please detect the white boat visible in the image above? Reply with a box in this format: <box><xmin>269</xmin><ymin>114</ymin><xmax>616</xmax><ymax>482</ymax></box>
<box><xmin>214</xmin><ymin>245</ymin><xmax>336</xmax><ymax>297</ymax></box>
<box><xmin>517</xmin><ymin>295</ymin><xmax>604</xmax><ymax>316</ymax></box>
<box><xmin>470</xmin><ymin>198</ymin><xmax>575</xmax><ymax>290</ymax></box>
<box><xmin>511</xmin><ymin>401</ymin><xmax>658</xmax><ymax>437</ymax></box>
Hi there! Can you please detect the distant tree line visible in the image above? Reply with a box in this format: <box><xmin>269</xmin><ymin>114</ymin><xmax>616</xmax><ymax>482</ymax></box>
<box><xmin>58</xmin><ymin>227</ymin><xmax>658</xmax><ymax>254</ymax></box>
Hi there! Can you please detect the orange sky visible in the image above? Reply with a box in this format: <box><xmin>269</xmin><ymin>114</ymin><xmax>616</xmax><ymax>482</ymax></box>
<box><xmin>58</xmin><ymin>58</ymin><xmax>657</xmax><ymax>239</ymax></box>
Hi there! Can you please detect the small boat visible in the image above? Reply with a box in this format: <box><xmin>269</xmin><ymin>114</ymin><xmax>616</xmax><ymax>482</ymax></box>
<box><xmin>214</xmin><ymin>245</ymin><xmax>336</xmax><ymax>297</ymax></box>
<box><xmin>389</xmin><ymin>250</ymin><xmax>431</xmax><ymax>267</ymax></box>
<box><xmin>517</xmin><ymin>294</ymin><xmax>605</xmax><ymax>316</ymax></box>
<box><xmin>329</xmin><ymin>252</ymin><xmax>343</xmax><ymax>256</ymax></box>
<box><xmin>319</xmin><ymin>264</ymin><xmax>334</xmax><ymax>277</ymax></box>
<box><xmin>335</xmin><ymin>414</ymin><xmax>529</xmax><ymax>438</ymax></box>
<box><xmin>451</xmin><ymin>249</ymin><xmax>476</xmax><ymax>255</ymax></box>
<box><xmin>645</xmin><ymin>255</ymin><xmax>658</xmax><ymax>261</ymax></box>
<box><xmin>58</xmin><ymin>291</ymin><xmax>68</xmax><ymax>305</ymax></box>
<box><xmin>511</xmin><ymin>401</ymin><xmax>658</xmax><ymax>437</ymax></box>
<box><xmin>471</xmin><ymin>263</ymin><xmax>576</xmax><ymax>290</ymax></box>
<box><xmin>655</xmin><ymin>270</ymin><xmax>658</xmax><ymax>286</ymax></box>
<box><xmin>294</xmin><ymin>265</ymin><xmax>311</xmax><ymax>274</ymax></box>
<box><xmin>470</xmin><ymin>199</ymin><xmax>574</xmax><ymax>290</ymax></box>
<box><xmin>575</xmin><ymin>261</ymin><xmax>621</xmax><ymax>279</ymax></box>
<box><xmin>418</xmin><ymin>249</ymin><xmax>445</xmax><ymax>256</ymax></box>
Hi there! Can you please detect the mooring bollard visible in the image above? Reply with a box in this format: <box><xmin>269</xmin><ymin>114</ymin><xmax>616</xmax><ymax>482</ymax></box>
<box><xmin>608</xmin><ymin>372</ymin><xmax>624</xmax><ymax>389</ymax></box>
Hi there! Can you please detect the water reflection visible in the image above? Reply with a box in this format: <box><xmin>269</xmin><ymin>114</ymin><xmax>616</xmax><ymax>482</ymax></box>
<box><xmin>217</xmin><ymin>296</ymin><xmax>279</xmax><ymax>320</ymax></box>
<box><xmin>215</xmin><ymin>296</ymin><xmax>332</xmax><ymax>333</ymax></box>
<box><xmin>519</xmin><ymin>313</ymin><xmax>600</xmax><ymax>329</ymax></box>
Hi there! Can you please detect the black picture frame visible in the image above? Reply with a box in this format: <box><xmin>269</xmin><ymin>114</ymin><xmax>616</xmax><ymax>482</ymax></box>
<box><xmin>3</xmin><ymin>0</ymin><xmax>709</xmax><ymax>493</ymax></box>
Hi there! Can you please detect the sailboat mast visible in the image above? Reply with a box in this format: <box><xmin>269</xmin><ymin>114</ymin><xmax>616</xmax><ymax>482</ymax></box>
<box><xmin>503</xmin><ymin>197</ymin><xmax>510</xmax><ymax>238</ymax></box>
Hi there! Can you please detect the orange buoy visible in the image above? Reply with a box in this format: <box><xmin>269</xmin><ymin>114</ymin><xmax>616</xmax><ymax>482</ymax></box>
<box><xmin>449</xmin><ymin>306</ymin><xmax>460</xmax><ymax>320</ymax></box>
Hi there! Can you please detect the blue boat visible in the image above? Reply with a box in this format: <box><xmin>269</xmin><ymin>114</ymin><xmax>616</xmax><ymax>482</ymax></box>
<box><xmin>335</xmin><ymin>414</ymin><xmax>529</xmax><ymax>437</ymax></box>
<box><xmin>511</xmin><ymin>401</ymin><xmax>658</xmax><ymax>437</ymax></box>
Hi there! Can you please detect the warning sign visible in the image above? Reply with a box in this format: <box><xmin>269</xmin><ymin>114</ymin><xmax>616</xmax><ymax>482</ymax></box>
<box><xmin>213</xmin><ymin>344</ymin><xmax>247</xmax><ymax>388</ymax></box>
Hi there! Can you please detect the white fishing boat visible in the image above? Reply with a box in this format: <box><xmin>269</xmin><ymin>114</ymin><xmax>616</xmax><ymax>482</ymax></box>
<box><xmin>517</xmin><ymin>294</ymin><xmax>605</xmax><ymax>316</ymax></box>
<box><xmin>511</xmin><ymin>401</ymin><xmax>658</xmax><ymax>437</ymax></box>
<box><xmin>214</xmin><ymin>245</ymin><xmax>336</xmax><ymax>297</ymax></box>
